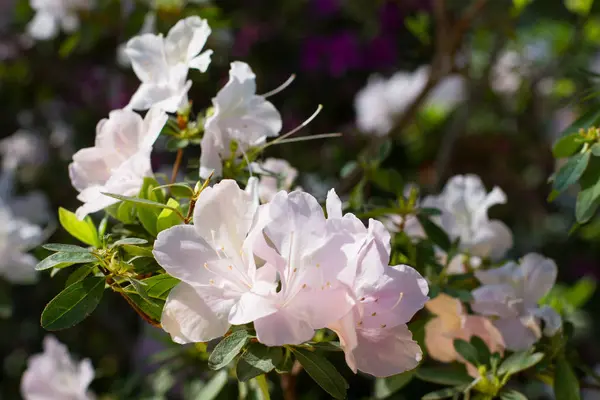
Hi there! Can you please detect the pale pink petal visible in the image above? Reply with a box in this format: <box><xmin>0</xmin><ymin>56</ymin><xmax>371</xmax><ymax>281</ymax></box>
<box><xmin>254</xmin><ymin>309</ymin><xmax>315</xmax><ymax>346</ymax></box>
<box><xmin>287</xmin><ymin>287</ymin><xmax>355</xmax><ymax>329</ymax></box>
<box><xmin>531</xmin><ymin>305</ymin><xmax>562</xmax><ymax>336</ymax></box>
<box><xmin>425</xmin><ymin>293</ymin><xmax>463</xmax><ymax>330</ymax></box>
<box><xmin>228</xmin><ymin>288</ymin><xmax>278</xmax><ymax>325</ymax></box>
<box><xmin>161</xmin><ymin>282</ymin><xmax>231</xmax><ymax>343</ymax></box>
<box><xmin>326</xmin><ymin>189</ymin><xmax>343</xmax><ymax>219</ymax></box>
<box><xmin>328</xmin><ymin>311</ymin><xmax>359</xmax><ymax>373</ymax></box>
<box><xmin>474</xmin><ymin>262</ymin><xmax>517</xmax><ymax>286</ymax></box>
<box><xmin>519</xmin><ymin>253</ymin><xmax>557</xmax><ymax>306</ymax></box>
<box><xmin>352</xmin><ymin>324</ymin><xmax>422</xmax><ymax>377</ymax></box>
<box><xmin>493</xmin><ymin>316</ymin><xmax>541</xmax><ymax>351</ymax></box>
<box><xmin>471</xmin><ymin>284</ymin><xmax>520</xmax><ymax>318</ymax></box>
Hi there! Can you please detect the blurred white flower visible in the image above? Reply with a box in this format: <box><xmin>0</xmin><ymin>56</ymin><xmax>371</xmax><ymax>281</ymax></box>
<box><xmin>251</xmin><ymin>158</ymin><xmax>299</xmax><ymax>203</ymax></box>
<box><xmin>21</xmin><ymin>335</ymin><xmax>95</xmax><ymax>400</ymax></box>
<box><xmin>471</xmin><ymin>253</ymin><xmax>562</xmax><ymax>351</ymax></box>
<box><xmin>354</xmin><ymin>67</ymin><xmax>465</xmax><ymax>136</ymax></box>
<box><xmin>0</xmin><ymin>130</ymin><xmax>48</xmax><ymax>171</ymax></box>
<box><xmin>27</xmin><ymin>0</ymin><xmax>93</xmax><ymax>41</ymax></box>
<box><xmin>200</xmin><ymin>61</ymin><xmax>282</xmax><ymax>178</ymax></box>
<box><xmin>124</xmin><ymin>16</ymin><xmax>213</xmax><ymax>112</ymax></box>
<box><xmin>69</xmin><ymin>107</ymin><xmax>167</xmax><ymax>219</ymax></box>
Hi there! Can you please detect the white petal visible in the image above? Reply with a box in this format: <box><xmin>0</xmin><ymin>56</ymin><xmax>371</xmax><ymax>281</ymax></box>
<box><xmin>532</xmin><ymin>305</ymin><xmax>562</xmax><ymax>336</ymax></box>
<box><xmin>125</xmin><ymin>34</ymin><xmax>169</xmax><ymax>83</ymax></box>
<box><xmin>140</xmin><ymin>106</ymin><xmax>169</xmax><ymax>149</ymax></box>
<box><xmin>328</xmin><ymin>311</ymin><xmax>359</xmax><ymax>373</ymax></box>
<box><xmin>69</xmin><ymin>147</ymin><xmax>112</xmax><ymax>192</ymax></box>
<box><xmin>471</xmin><ymin>284</ymin><xmax>520</xmax><ymax>318</ymax></box>
<box><xmin>326</xmin><ymin>189</ymin><xmax>343</xmax><ymax>219</ymax></box>
<box><xmin>128</xmin><ymin>80</ymin><xmax>191</xmax><ymax>113</ymax></box>
<box><xmin>474</xmin><ymin>261</ymin><xmax>518</xmax><ymax>286</ymax></box>
<box><xmin>519</xmin><ymin>253</ymin><xmax>557</xmax><ymax>305</ymax></box>
<box><xmin>199</xmin><ymin>134</ymin><xmax>223</xmax><ymax>179</ymax></box>
<box><xmin>165</xmin><ymin>16</ymin><xmax>211</xmax><ymax>66</ymax></box>
<box><xmin>287</xmin><ymin>287</ymin><xmax>355</xmax><ymax>329</ymax></box>
<box><xmin>161</xmin><ymin>282</ymin><xmax>230</xmax><ymax>343</ymax></box>
<box><xmin>228</xmin><ymin>289</ymin><xmax>278</xmax><ymax>325</ymax></box>
<box><xmin>189</xmin><ymin>50</ymin><xmax>213</xmax><ymax>72</ymax></box>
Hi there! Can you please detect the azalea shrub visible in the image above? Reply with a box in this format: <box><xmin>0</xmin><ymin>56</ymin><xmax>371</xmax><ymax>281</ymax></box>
<box><xmin>5</xmin><ymin>0</ymin><xmax>600</xmax><ymax>400</ymax></box>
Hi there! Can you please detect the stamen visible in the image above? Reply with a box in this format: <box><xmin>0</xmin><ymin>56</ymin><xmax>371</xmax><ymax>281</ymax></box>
<box><xmin>260</xmin><ymin>74</ymin><xmax>296</xmax><ymax>97</ymax></box>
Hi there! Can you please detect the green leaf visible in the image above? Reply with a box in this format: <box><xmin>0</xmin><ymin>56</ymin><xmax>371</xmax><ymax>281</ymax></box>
<box><xmin>305</xmin><ymin>341</ymin><xmax>343</xmax><ymax>352</ymax></box>
<box><xmin>500</xmin><ymin>389</ymin><xmax>528</xmax><ymax>400</ymax></box>
<box><xmin>290</xmin><ymin>347</ymin><xmax>348</xmax><ymax>399</ymax></box>
<box><xmin>208</xmin><ymin>330</ymin><xmax>251</xmax><ymax>370</ymax></box>
<box><xmin>469</xmin><ymin>336</ymin><xmax>491</xmax><ymax>365</ymax></box>
<box><xmin>498</xmin><ymin>351</ymin><xmax>544</xmax><ymax>376</ymax></box>
<box><xmin>254</xmin><ymin>374</ymin><xmax>271</xmax><ymax>400</ymax></box>
<box><xmin>42</xmin><ymin>244</ymin><xmax>90</xmax><ymax>253</ymax></box>
<box><xmin>417</xmin><ymin>215</ymin><xmax>451</xmax><ymax>251</ymax></box>
<box><xmin>553</xmin><ymin>133</ymin><xmax>585</xmax><ymax>158</ymax></box>
<box><xmin>275</xmin><ymin>349</ymin><xmax>294</xmax><ymax>373</ymax></box>
<box><xmin>236</xmin><ymin>343</ymin><xmax>283</xmax><ymax>382</ymax></box>
<box><xmin>102</xmin><ymin>192</ymin><xmax>181</xmax><ymax>215</ymax></box>
<box><xmin>137</xmin><ymin>205</ymin><xmax>159</xmax><ymax>237</ymax></box>
<box><xmin>140</xmin><ymin>177</ymin><xmax>165</xmax><ymax>203</ymax></box>
<box><xmin>116</xmin><ymin>201</ymin><xmax>137</xmax><ymax>224</ymax></box>
<box><xmin>166</xmin><ymin>138</ymin><xmax>190</xmax><ymax>151</ymax></box>
<box><xmin>112</xmin><ymin>238</ymin><xmax>148</xmax><ymax>247</ymax></box>
<box><xmin>41</xmin><ymin>276</ymin><xmax>105</xmax><ymax>330</ymax></box>
<box><xmin>122</xmin><ymin>244</ymin><xmax>154</xmax><ymax>258</ymax></box>
<box><xmin>124</xmin><ymin>292</ymin><xmax>164</xmax><ymax>322</ymax></box>
<box><xmin>153</xmin><ymin>183</ymin><xmax>195</xmax><ymax>198</ymax></box>
<box><xmin>592</xmin><ymin>142</ymin><xmax>600</xmax><ymax>156</ymax></box>
<box><xmin>374</xmin><ymin>370</ymin><xmax>415</xmax><ymax>399</ymax></box>
<box><xmin>340</xmin><ymin>161</ymin><xmax>359</xmax><ymax>179</ymax></box>
<box><xmin>576</xmin><ymin>156</ymin><xmax>600</xmax><ymax>223</ymax></box>
<box><xmin>194</xmin><ymin>370</ymin><xmax>228</xmax><ymax>400</ymax></box>
<box><xmin>370</xmin><ymin>168</ymin><xmax>403</xmax><ymax>195</ymax></box>
<box><xmin>553</xmin><ymin>151</ymin><xmax>590</xmax><ymax>193</ymax></box>
<box><xmin>376</xmin><ymin>139</ymin><xmax>393</xmax><ymax>164</ymax></box>
<box><xmin>422</xmin><ymin>385</ymin><xmax>467</xmax><ymax>400</ymax></box>
<box><xmin>453</xmin><ymin>339</ymin><xmax>480</xmax><ymax>366</ymax></box>
<box><xmin>157</xmin><ymin>198</ymin><xmax>183</xmax><ymax>232</ymax></box>
<box><xmin>415</xmin><ymin>366</ymin><xmax>473</xmax><ymax>386</ymax></box>
<box><xmin>36</xmin><ymin>252</ymin><xmax>98</xmax><ymax>271</ymax></box>
<box><xmin>554</xmin><ymin>356</ymin><xmax>580</xmax><ymax>400</ymax></box>
<box><xmin>59</xmin><ymin>32</ymin><xmax>80</xmax><ymax>58</ymax></box>
<box><xmin>64</xmin><ymin>264</ymin><xmax>95</xmax><ymax>288</ymax></box>
<box><xmin>564</xmin><ymin>277</ymin><xmax>596</xmax><ymax>307</ymax></box>
<box><xmin>138</xmin><ymin>274</ymin><xmax>180</xmax><ymax>300</ymax></box>
<box><xmin>58</xmin><ymin>207</ymin><xmax>100</xmax><ymax>247</ymax></box>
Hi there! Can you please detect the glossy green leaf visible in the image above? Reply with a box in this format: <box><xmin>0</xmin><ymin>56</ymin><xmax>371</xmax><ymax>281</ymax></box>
<box><xmin>36</xmin><ymin>252</ymin><xmax>98</xmax><ymax>271</ymax></box>
<box><xmin>138</xmin><ymin>274</ymin><xmax>180</xmax><ymax>300</ymax></box>
<box><xmin>553</xmin><ymin>151</ymin><xmax>590</xmax><ymax>193</ymax></box>
<box><xmin>422</xmin><ymin>385</ymin><xmax>467</xmax><ymax>400</ymax></box>
<box><xmin>102</xmin><ymin>192</ymin><xmax>181</xmax><ymax>215</ymax></box>
<box><xmin>41</xmin><ymin>276</ymin><xmax>105</xmax><ymax>330</ymax></box>
<box><xmin>236</xmin><ymin>343</ymin><xmax>283</xmax><ymax>382</ymax></box>
<box><xmin>157</xmin><ymin>198</ymin><xmax>183</xmax><ymax>232</ymax></box>
<box><xmin>42</xmin><ymin>244</ymin><xmax>90</xmax><ymax>253</ymax></box>
<box><xmin>140</xmin><ymin>176</ymin><xmax>165</xmax><ymax>203</ymax></box>
<box><xmin>290</xmin><ymin>347</ymin><xmax>348</xmax><ymax>399</ymax></box>
<box><xmin>64</xmin><ymin>264</ymin><xmax>95</xmax><ymax>288</ymax></box>
<box><xmin>554</xmin><ymin>356</ymin><xmax>580</xmax><ymax>400</ymax></box>
<box><xmin>58</xmin><ymin>207</ymin><xmax>100</xmax><ymax>247</ymax></box>
<box><xmin>125</xmin><ymin>292</ymin><xmax>164</xmax><ymax>323</ymax></box>
<box><xmin>417</xmin><ymin>215</ymin><xmax>451</xmax><ymax>252</ymax></box>
<box><xmin>122</xmin><ymin>244</ymin><xmax>154</xmax><ymax>258</ymax></box>
<box><xmin>153</xmin><ymin>183</ymin><xmax>195</xmax><ymax>198</ymax></box>
<box><xmin>116</xmin><ymin>201</ymin><xmax>137</xmax><ymax>224</ymax></box>
<box><xmin>498</xmin><ymin>351</ymin><xmax>544</xmax><ymax>376</ymax></box>
<box><xmin>208</xmin><ymin>329</ymin><xmax>251</xmax><ymax>370</ymax></box>
<box><xmin>137</xmin><ymin>205</ymin><xmax>159</xmax><ymax>237</ymax></box>
<box><xmin>560</xmin><ymin>107</ymin><xmax>600</xmax><ymax>137</ymax></box>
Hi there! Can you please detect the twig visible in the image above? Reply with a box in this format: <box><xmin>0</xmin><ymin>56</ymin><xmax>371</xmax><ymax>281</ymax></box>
<box><xmin>281</xmin><ymin>361</ymin><xmax>303</xmax><ymax>400</ymax></box>
<box><xmin>170</xmin><ymin>148</ymin><xmax>184</xmax><ymax>185</ymax></box>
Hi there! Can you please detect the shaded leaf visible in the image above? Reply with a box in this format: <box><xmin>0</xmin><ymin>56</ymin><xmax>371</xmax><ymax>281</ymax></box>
<box><xmin>576</xmin><ymin>156</ymin><xmax>600</xmax><ymax>223</ymax></box>
<box><xmin>374</xmin><ymin>369</ymin><xmax>415</xmax><ymax>399</ymax></box>
<box><xmin>415</xmin><ymin>366</ymin><xmax>473</xmax><ymax>386</ymax></box>
<box><xmin>498</xmin><ymin>351</ymin><xmax>544</xmax><ymax>376</ymax></box>
<box><xmin>453</xmin><ymin>339</ymin><xmax>480</xmax><ymax>366</ymax></box>
<box><xmin>422</xmin><ymin>385</ymin><xmax>467</xmax><ymax>400</ymax></box>
<box><xmin>236</xmin><ymin>343</ymin><xmax>283</xmax><ymax>382</ymax></box>
<box><xmin>194</xmin><ymin>370</ymin><xmax>228</xmax><ymax>400</ymax></box>
<box><xmin>41</xmin><ymin>276</ymin><xmax>105</xmax><ymax>330</ymax></box>
<box><xmin>157</xmin><ymin>198</ymin><xmax>183</xmax><ymax>233</ymax></box>
<box><xmin>553</xmin><ymin>151</ymin><xmax>590</xmax><ymax>193</ymax></box>
<box><xmin>290</xmin><ymin>347</ymin><xmax>348</xmax><ymax>399</ymax></box>
<box><xmin>64</xmin><ymin>264</ymin><xmax>95</xmax><ymax>288</ymax></box>
<box><xmin>138</xmin><ymin>274</ymin><xmax>180</xmax><ymax>300</ymax></box>
<box><xmin>553</xmin><ymin>133</ymin><xmax>585</xmax><ymax>158</ymax></box>
<box><xmin>42</xmin><ymin>244</ymin><xmax>90</xmax><ymax>253</ymax></box>
<box><xmin>417</xmin><ymin>215</ymin><xmax>451</xmax><ymax>251</ymax></box>
<box><xmin>554</xmin><ymin>355</ymin><xmax>580</xmax><ymax>400</ymax></box>
<box><xmin>500</xmin><ymin>389</ymin><xmax>528</xmax><ymax>400</ymax></box>
<box><xmin>112</xmin><ymin>238</ymin><xmax>148</xmax><ymax>247</ymax></box>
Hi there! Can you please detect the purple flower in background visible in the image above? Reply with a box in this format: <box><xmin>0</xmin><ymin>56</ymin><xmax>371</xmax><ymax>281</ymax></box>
<box><xmin>301</xmin><ymin>32</ymin><xmax>361</xmax><ymax>77</ymax></box>
<box><xmin>379</xmin><ymin>1</ymin><xmax>403</xmax><ymax>34</ymax></box>
<box><xmin>312</xmin><ymin>0</ymin><xmax>339</xmax><ymax>17</ymax></box>
<box><xmin>233</xmin><ymin>23</ymin><xmax>263</xmax><ymax>57</ymax></box>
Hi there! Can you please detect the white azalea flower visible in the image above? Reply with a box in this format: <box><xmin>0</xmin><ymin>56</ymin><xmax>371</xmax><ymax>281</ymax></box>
<box><xmin>27</xmin><ymin>0</ymin><xmax>93</xmax><ymax>41</ymax></box>
<box><xmin>200</xmin><ymin>61</ymin><xmax>282</xmax><ymax>178</ymax></box>
<box><xmin>252</xmin><ymin>158</ymin><xmax>299</xmax><ymax>203</ymax></box>
<box><xmin>69</xmin><ymin>107</ymin><xmax>168</xmax><ymax>219</ymax></box>
<box><xmin>426</xmin><ymin>174</ymin><xmax>513</xmax><ymax>261</ymax></box>
<box><xmin>124</xmin><ymin>16</ymin><xmax>213</xmax><ymax>112</ymax></box>
<box><xmin>21</xmin><ymin>335</ymin><xmax>95</xmax><ymax>400</ymax></box>
<box><xmin>471</xmin><ymin>253</ymin><xmax>562</xmax><ymax>351</ymax></box>
<box><xmin>117</xmin><ymin>12</ymin><xmax>156</xmax><ymax>68</ymax></box>
<box><xmin>354</xmin><ymin>67</ymin><xmax>464</xmax><ymax>136</ymax></box>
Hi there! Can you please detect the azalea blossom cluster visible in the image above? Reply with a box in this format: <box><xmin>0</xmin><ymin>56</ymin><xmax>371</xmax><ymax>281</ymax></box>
<box><xmin>68</xmin><ymin>16</ymin><xmax>284</xmax><ymax>219</ymax></box>
<box><xmin>154</xmin><ymin>180</ymin><xmax>429</xmax><ymax>377</ymax></box>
